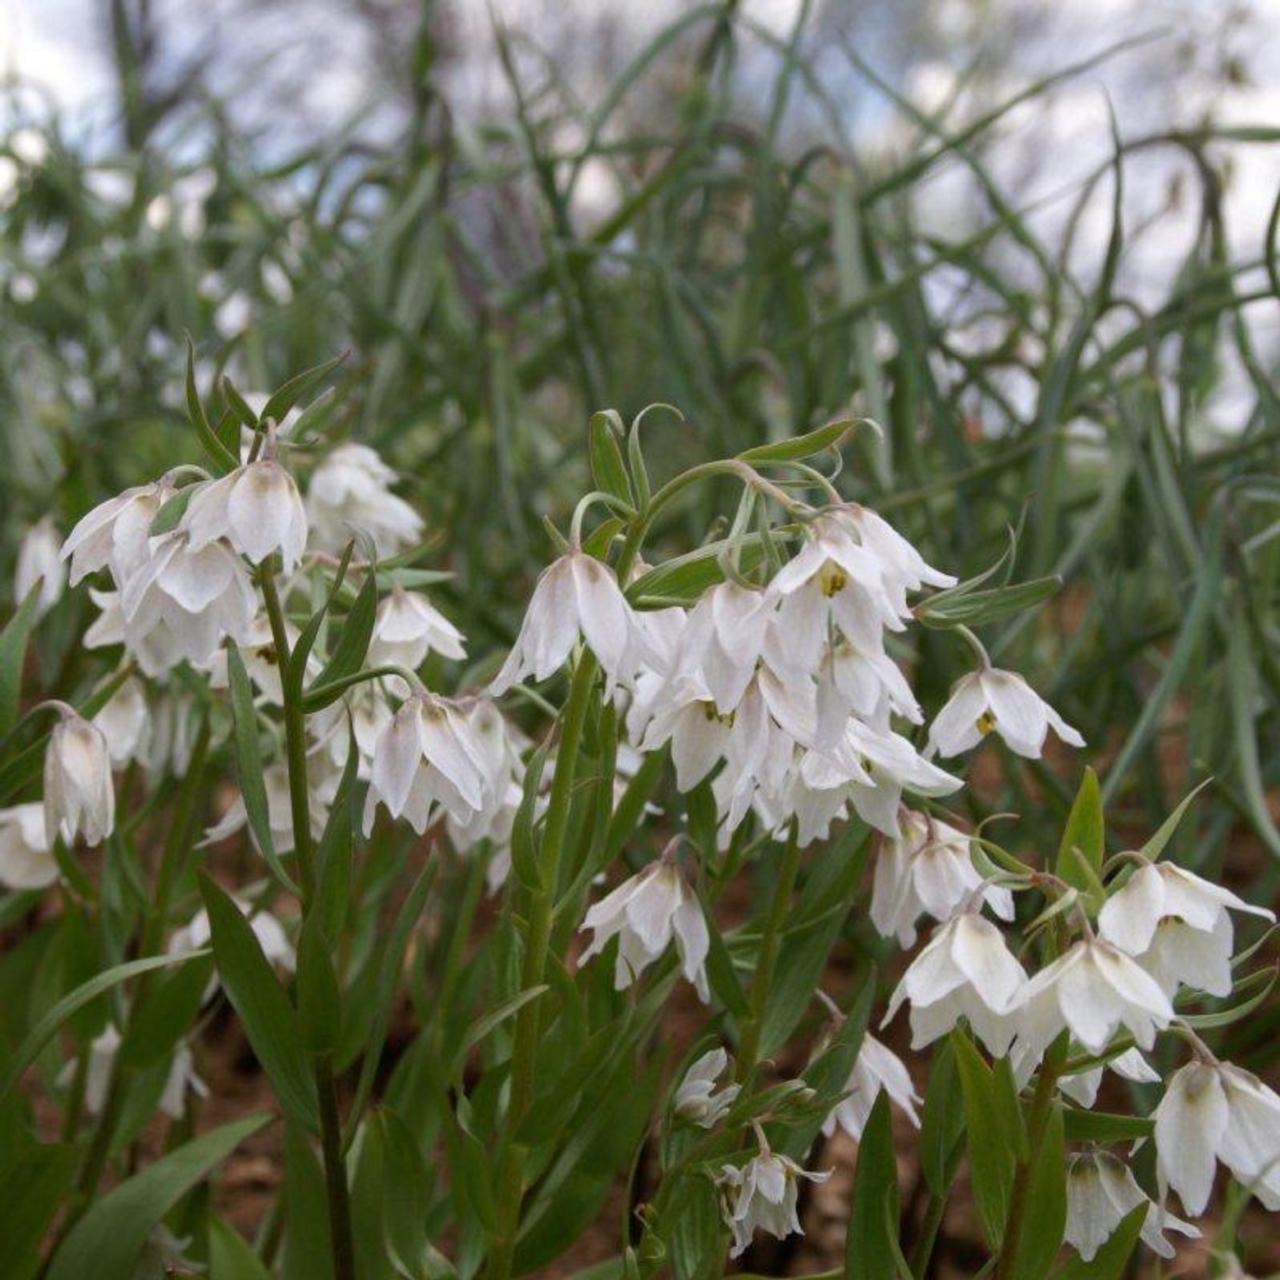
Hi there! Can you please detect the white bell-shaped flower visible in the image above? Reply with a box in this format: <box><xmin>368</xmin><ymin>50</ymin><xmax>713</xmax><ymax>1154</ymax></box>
<box><xmin>117</xmin><ymin>531</ymin><xmax>257</xmax><ymax>671</ymax></box>
<box><xmin>927</xmin><ymin>666</ymin><xmax>1083</xmax><ymax>759</ymax></box>
<box><xmin>15</xmin><ymin>516</ymin><xmax>66</xmax><ymax>617</ymax></box>
<box><xmin>91</xmin><ymin>676</ymin><xmax>149</xmax><ymax>768</ymax></box>
<box><xmin>61</xmin><ymin>478</ymin><xmax>173</xmax><ymax>586</ymax></box>
<box><xmin>579</xmin><ymin>856</ymin><xmax>709</xmax><ymax>1001</ymax></box>
<box><xmin>882</xmin><ymin>912</ymin><xmax>1027</xmax><ymax>1057</ymax></box>
<box><xmin>158</xmin><ymin>1043</ymin><xmax>209</xmax><ymax>1119</ymax></box>
<box><xmin>1015</xmin><ymin>938</ymin><xmax>1174</xmax><ymax>1060</ymax></box>
<box><xmin>368</xmin><ymin>586</ymin><xmax>467</xmax><ymax>670</ymax></box>
<box><xmin>676</xmin><ymin>581</ymin><xmax>777</xmax><ymax>713</ymax></box>
<box><xmin>673</xmin><ymin>1048</ymin><xmax>741</xmax><ymax>1128</ymax></box>
<box><xmin>443</xmin><ymin>699</ymin><xmax>526</xmax><ymax>853</ymax></box>
<box><xmin>183</xmin><ymin>457</ymin><xmax>308</xmax><ymax>572</ymax></box>
<box><xmin>491</xmin><ymin>551</ymin><xmax>643</xmax><ymax>694</ymax></box>
<box><xmin>638</xmin><ymin>677</ymin><xmax>733</xmax><ymax>792</ymax></box>
<box><xmin>1100</xmin><ymin>861</ymin><xmax>1272</xmax><ymax>998</ymax></box>
<box><xmin>870</xmin><ymin>809</ymin><xmax>1014</xmax><ymax>948</ymax></box>
<box><xmin>44</xmin><ymin>711</ymin><xmax>115</xmax><ymax>846</ymax></box>
<box><xmin>364</xmin><ymin>692</ymin><xmax>490</xmax><ymax>833</ymax></box>
<box><xmin>0</xmin><ymin>803</ymin><xmax>57</xmax><ymax>889</ymax></box>
<box><xmin>1056</xmin><ymin>1046</ymin><xmax>1161</xmax><ymax>1108</ymax></box>
<box><xmin>1155</xmin><ymin>1060</ymin><xmax>1280</xmax><ymax>1214</ymax></box>
<box><xmin>1065</xmin><ymin>1151</ymin><xmax>1199</xmax><ymax>1261</ymax></box>
<box><xmin>305</xmin><ymin>442</ymin><xmax>424</xmax><ymax>556</ymax></box>
<box><xmin>718</xmin><ymin>1142</ymin><xmax>829</xmax><ymax>1258</ymax></box>
<box><xmin>821</xmin><ymin>1033</ymin><xmax>921</xmax><ymax>1141</ymax></box>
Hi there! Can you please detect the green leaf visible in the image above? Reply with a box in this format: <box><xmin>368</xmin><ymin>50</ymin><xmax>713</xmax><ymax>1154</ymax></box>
<box><xmin>305</xmin><ymin>570</ymin><xmax>378</xmax><ymax>713</ymax></box>
<box><xmin>261</xmin><ymin>351</ymin><xmax>347</xmax><ymax>428</ymax></box>
<box><xmin>916</xmin><ymin>576</ymin><xmax>1061</xmax><ymax>627</ymax></box>
<box><xmin>312</xmin><ymin>725</ymin><xmax>358</xmax><ymax>943</ymax></box>
<box><xmin>119</xmin><ymin>954</ymin><xmax>215</xmax><ymax>1068</ymax></box>
<box><xmin>448</xmin><ymin>985</ymin><xmax>548</xmax><ymax>1079</ymax></box>
<box><xmin>1050</xmin><ymin>1204</ymin><xmax>1145</xmax><ymax>1280</ymax></box>
<box><xmin>510</xmin><ymin>740</ymin><xmax>550</xmax><ymax>892</ymax></box>
<box><xmin>283</xmin><ymin>1119</ymin><xmax>334</xmax><ymax>1280</ymax></box>
<box><xmin>297</xmin><ymin>911</ymin><xmax>342</xmax><ymax>1055</ymax></box>
<box><xmin>1056</xmin><ymin>767</ymin><xmax>1103</xmax><ymax>893</ymax></box>
<box><xmin>147</xmin><ymin>485</ymin><xmax>196</xmax><ymax>536</ymax></box>
<box><xmin>373</xmin><ymin>1108</ymin><xmax>435</xmax><ymax>1278</ymax></box>
<box><xmin>0</xmin><ymin>1142</ymin><xmax>77</xmax><ymax>1279</ymax></box>
<box><xmin>920</xmin><ymin>1038</ymin><xmax>966</xmax><ymax>1197</ymax></box>
<box><xmin>47</xmin><ymin>1115</ymin><xmax>269</xmax><ymax>1280</ymax></box>
<box><xmin>1008</xmin><ymin>1103</ymin><xmax>1066</xmax><ymax>1280</ymax></box>
<box><xmin>199</xmin><ymin>873</ymin><xmax>318</xmax><ymax>1131</ymax></box>
<box><xmin>845</xmin><ymin>1091</ymin><xmax>900</xmax><ymax>1280</ymax></box>
<box><xmin>0</xmin><ymin>952</ymin><xmax>199</xmax><ymax>1105</ymax></box>
<box><xmin>588</xmin><ymin>410</ymin><xmax>633</xmax><ymax>505</ymax></box>
<box><xmin>737</xmin><ymin>417</ymin><xmax>850</xmax><ymax>463</ymax></box>
<box><xmin>185</xmin><ymin>337</ymin><xmax>239</xmax><ymax>473</ymax></box>
<box><xmin>0</xmin><ymin>586</ymin><xmax>42</xmax><ymax>741</ymax></box>
<box><xmin>667</xmin><ymin>1174</ymin><xmax>721</xmax><ymax>1280</ymax></box>
<box><xmin>288</xmin><ymin>541</ymin><xmax>355</xmax><ymax>700</ymax></box>
<box><xmin>703</xmin><ymin>911</ymin><xmax>749</xmax><ymax>1020</ymax></box>
<box><xmin>226</xmin><ymin>642</ymin><xmax>300</xmax><ymax>896</ymax></box>
<box><xmin>1060</xmin><ymin>1109</ymin><xmax>1152</xmax><ymax>1143</ymax></box>
<box><xmin>952</xmin><ymin>1030</ymin><xmax>1016</xmax><ymax>1249</ymax></box>
<box><xmin>1140</xmin><ymin>777</ymin><xmax>1212</xmax><ymax>861</ymax></box>
<box><xmin>209</xmin><ymin>1217</ymin><xmax>272</xmax><ymax>1280</ymax></box>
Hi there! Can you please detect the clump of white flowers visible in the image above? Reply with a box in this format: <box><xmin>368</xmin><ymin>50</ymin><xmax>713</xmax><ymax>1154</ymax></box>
<box><xmin>8</xmin><ymin>380</ymin><xmax>1279</xmax><ymax>1279</ymax></box>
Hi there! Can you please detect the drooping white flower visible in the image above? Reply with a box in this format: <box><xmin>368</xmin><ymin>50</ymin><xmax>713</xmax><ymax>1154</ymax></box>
<box><xmin>15</xmin><ymin>516</ymin><xmax>65</xmax><ymax>617</ymax></box>
<box><xmin>676</xmin><ymin>581</ymin><xmax>777</xmax><ymax>713</ymax></box>
<box><xmin>815</xmin><ymin>636</ymin><xmax>922</xmax><ymax>738</ymax></box>
<box><xmin>1056</xmin><ymin>1046</ymin><xmax>1161</xmax><ymax>1108</ymax></box>
<box><xmin>1015</xmin><ymin>939</ymin><xmax>1174</xmax><ymax>1060</ymax></box>
<box><xmin>368</xmin><ymin>586</ymin><xmax>467</xmax><ymax>670</ymax></box>
<box><xmin>927</xmin><ymin>666</ymin><xmax>1083</xmax><ymax>759</ymax></box>
<box><xmin>168</xmin><ymin>899</ymin><xmax>295</xmax><ymax>974</ymax></box>
<box><xmin>882</xmin><ymin>912</ymin><xmax>1027</xmax><ymax>1057</ymax></box>
<box><xmin>182</xmin><ymin>457</ymin><xmax>308</xmax><ymax>572</ymax></box>
<box><xmin>158</xmin><ymin>1043</ymin><xmax>209</xmax><ymax>1119</ymax></box>
<box><xmin>1155</xmin><ymin>1060</ymin><xmax>1280</xmax><ymax>1214</ymax></box>
<box><xmin>638</xmin><ymin>677</ymin><xmax>732</xmax><ymax>792</ymax></box>
<box><xmin>821</xmin><ymin>1033</ymin><xmax>921</xmax><ymax>1141</ymax></box>
<box><xmin>201</xmin><ymin>755</ymin><xmax>338</xmax><ymax>855</ymax></box>
<box><xmin>145</xmin><ymin>690</ymin><xmax>198</xmax><ymax>781</ymax></box>
<box><xmin>491</xmin><ymin>551</ymin><xmax>644</xmax><ymax>694</ymax></box>
<box><xmin>91</xmin><ymin>676</ymin><xmax>149</xmax><ymax>768</ymax></box>
<box><xmin>674</xmin><ymin>1048</ymin><xmax>741</xmax><ymax>1128</ymax></box>
<box><xmin>61</xmin><ymin>478</ymin><xmax>173</xmax><ymax>586</ymax></box>
<box><xmin>1099</xmin><ymin>861</ymin><xmax>1273</xmax><ymax>998</ymax></box>
<box><xmin>579</xmin><ymin>856</ymin><xmax>709</xmax><ymax>1001</ymax></box>
<box><xmin>1065</xmin><ymin>1151</ymin><xmax>1199</xmax><ymax>1261</ymax></box>
<box><xmin>0</xmin><ymin>803</ymin><xmax>57</xmax><ymax>889</ymax></box>
<box><xmin>364</xmin><ymin>692</ymin><xmax>490</xmax><ymax>833</ymax></box>
<box><xmin>870</xmin><ymin>809</ymin><xmax>1013</xmax><ymax>947</ymax></box>
<box><xmin>306</xmin><ymin>443</ymin><xmax>424</xmax><ymax>556</ymax></box>
<box><xmin>44</xmin><ymin>711</ymin><xmax>115</xmax><ymax>846</ymax></box>
<box><xmin>718</xmin><ymin>1143</ymin><xmax>829</xmax><ymax>1258</ymax></box>
<box><xmin>116</xmin><ymin>531</ymin><xmax>257</xmax><ymax>671</ymax></box>
<box><xmin>62</xmin><ymin>1024</ymin><xmax>122</xmax><ymax>1115</ymax></box>
<box><xmin>443</xmin><ymin>699</ymin><xmax>526</xmax><ymax>853</ymax></box>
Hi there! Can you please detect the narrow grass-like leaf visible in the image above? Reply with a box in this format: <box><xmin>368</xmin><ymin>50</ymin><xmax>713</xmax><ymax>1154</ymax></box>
<box><xmin>199</xmin><ymin>873</ymin><xmax>318</xmax><ymax>1131</ymax></box>
<box><xmin>47</xmin><ymin>1115</ymin><xmax>269</xmax><ymax>1280</ymax></box>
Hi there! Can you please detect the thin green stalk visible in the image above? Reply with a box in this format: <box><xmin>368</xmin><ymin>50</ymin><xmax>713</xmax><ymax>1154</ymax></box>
<box><xmin>487</xmin><ymin>649</ymin><xmax>598</xmax><ymax>1280</ymax></box>
<box><xmin>995</xmin><ymin>1038</ymin><xmax>1065</xmax><ymax>1280</ymax></box>
<box><xmin>736</xmin><ymin>819</ymin><xmax>801</xmax><ymax>1081</ymax></box>
<box><xmin>259</xmin><ymin>562</ymin><xmax>355</xmax><ymax>1280</ymax></box>
<box><xmin>259</xmin><ymin>568</ymin><xmax>316</xmax><ymax>901</ymax></box>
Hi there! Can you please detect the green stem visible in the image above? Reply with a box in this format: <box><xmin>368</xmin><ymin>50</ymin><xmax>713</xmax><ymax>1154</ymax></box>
<box><xmin>315</xmin><ymin>1055</ymin><xmax>357</xmax><ymax>1280</ymax></box>
<box><xmin>995</xmin><ymin>1038</ymin><xmax>1065</xmax><ymax>1280</ymax></box>
<box><xmin>910</xmin><ymin>1189</ymin><xmax>947</xmax><ymax>1279</ymax></box>
<box><xmin>736</xmin><ymin>819</ymin><xmax>801</xmax><ymax>1081</ymax></box>
<box><xmin>259</xmin><ymin>563</ymin><xmax>355</xmax><ymax>1280</ymax></box>
<box><xmin>487</xmin><ymin>650</ymin><xmax>598</xmax><ymax>1280</ymax></box>
<box><xmin>259</xmin><ymin>568</ymin><xmax>316</xmax><ymax>901</ymax></box>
